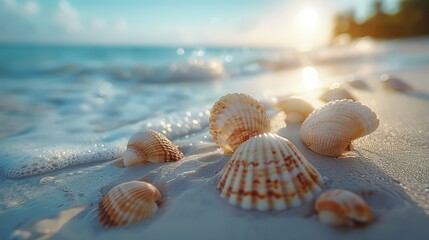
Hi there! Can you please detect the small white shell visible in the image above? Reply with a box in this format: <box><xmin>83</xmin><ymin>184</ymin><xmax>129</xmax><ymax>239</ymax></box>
<box><xmin>99</xmin><ymin>181</ymin><xmax>161</xmax><ymax>227</ymax></box>
<box><xmin>319</xmin><ymin>84</ymin><xmax>356</xmax><ymax>102</ymax></box>
<box><xmin>380</xmin><ymin>74</ymin><xmax>412</xmax><ymax>92</ymax></box>
<box><xmin>300</xmin><ymin>99</ymin><xmax>379</xmax><ymax>157</ymax></box>
<box><xmin>209</xmin><ymin>93</ymin><xmax>271</xmax><ymax>153</ymax></box>
<box><xmin>217</xmin><ymin>133</ymin><xmax>323</xmax><ymax>211</ymax></box>
<box><xmin>315</xmin><ymin>189</ymin><xmax>372</xmax><ymax>227</ymax></box>
<box><xmin>274</xmin><ymin>97</ymin><xmax>314</xmax><ymax>124</ymax></box>
<box><xmin>114</xmin><ymin>130</ymin><xmax>184</xmax><ymax>167</ymax></box>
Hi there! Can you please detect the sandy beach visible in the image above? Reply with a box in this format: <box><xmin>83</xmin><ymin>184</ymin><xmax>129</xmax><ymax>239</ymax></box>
<box><xmin>1</xmin><ymin>48</ymin><xmax>429</xmax><ymax>239</ymax></box>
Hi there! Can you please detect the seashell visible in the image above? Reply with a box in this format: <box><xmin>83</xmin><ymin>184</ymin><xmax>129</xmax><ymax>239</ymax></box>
<box><xmin>300</xmin><ymin>99</ymin><xmax>379</xmax><ymax>157</ymax></box>
<box><xmin>315</xmin><ymin>189</ymin><xmax>372</xmax><ymax>227</ymax></box>
<box><xmin>347</xmin><ymin>78</ymin><xmax>369</xmax><ymax>90</ymax></box>
<box><xmin>319</xmin><ymin>84</ymin><xmax>357</xmax><ymax>102</ymax></box>
<box><xmin>274</xmin><ymin>96</ymin><xmax>314</xmax><ymax>124</ymax></box>
<box><xmin>114</xmin><ymin>130</ymin><xmax>184</xmax><ymax>167</ymax></box>
<box><xmin>209</xmin><ymin>93</ymin><xmax>271</xmax><ymax>154</ymax></box>
<box><xmin>217</xmin><ymin>133</ymin><xmax>323</xmax><ymax>211</ymax></box>
<box><xmin>380</xmin><ymin>74</ymin><xmax>412</xmax><ymax>92</ymax></box>
<box><xmin>99</xmin><ymin>180</ymin><xmax>161</xmax><ymax>227</ymax></box>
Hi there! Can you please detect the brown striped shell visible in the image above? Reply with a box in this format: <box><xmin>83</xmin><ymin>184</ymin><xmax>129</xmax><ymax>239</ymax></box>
<box><xmin>114</xmin><ymin>130</ymin><xmax>184</xmax><ymax>167</ymax></box>
<box><xmin>315</xmin><ymin>189</ymin><xmax>372</xmax><ymax>227</ymax></box>
<box><xmin>99</xmin><ymin>180</ymin><xmax>161</xmax><ymax>227</ymax></box>
<box><xmin>217</xmin><ymin>133</ymin><xmax>323</xmax><ymax>211</ymax></box>
<box><xmin>274</xmin><ymin>96</ymin><xmax>314</xmax><ymax>124</ymax></box>
<box><xmin>209</xmin><ymin>93</ymin><xmax>271</xmax><ymax>154</ymax></box>
<box><xmin>300</xmin><ymin>99</ymin><xmax>379</xmax><ymax>157</ymax></box>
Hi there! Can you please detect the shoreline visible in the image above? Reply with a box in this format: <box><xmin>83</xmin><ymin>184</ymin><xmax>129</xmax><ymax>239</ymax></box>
<box><xmin>1</xmin><ymin>64</ymin><xmax>429</xmax><ymax>239</ymax></box>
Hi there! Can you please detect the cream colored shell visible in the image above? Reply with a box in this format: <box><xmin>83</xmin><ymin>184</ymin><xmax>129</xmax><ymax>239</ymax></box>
<box><xmin>99</xmin><ymin>180</ymin><xmax>161</xmax><ymax>227</ymax></box>
<box><xmin>114</xmin><ymin>130</ymin><xmax>184</xmax><ymax>167</ymax></box>
<box><xmin>209</xmin><ymin>93</ymin><xmax>271</xmax><ymax>154</ymax></box>
<box><xmin>319</xmin><ymin>85</ymin><xmax>356</xmax><ymax>102</ymax></box>
<box><xmin>274</xmin><ymin>96</ymin><xmax>314</xmax><ymax>123</ymax></box>
<box><xmin>315</xmin><ymin>189</ymin><xmax>372</xmax><ymax>227</ymax></box>
<box><xmin>217</xmin><ymin>133</ymin><xmax>323</xmax><ymax>211</ymax></box>
<box><xmin>300</xmin><ymin>99</ymin><xmax>379</xmax><ymax>157</ymax></box>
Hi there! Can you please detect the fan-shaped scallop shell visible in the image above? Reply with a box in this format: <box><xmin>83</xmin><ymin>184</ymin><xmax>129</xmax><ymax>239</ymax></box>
<box><xmin>115</xmin><ymin>130</ymin><xmax>184</xmax><ymax>167</ymax></box>
<box><xmin>315</xmin><ymin>189</ymin><xmax>372</xmax><ymax>227</ymax></box>
<box><xmin>300</xmin><ymin>99</ymin><xmax>379</xmax><ymax>157</ymax></box>
<box><xmin>209</xmin><ymin>93</ymin><xmax>271</xmax><ymax>154</ymax></box>
<box><xmin>274</xmin><ymin>96</ymin><xmax>314</xmax><ymax>123</ymax></box>
<box><xmin>319</xmin><ymin>85</ymin><xmax>356</xmax><ymax>102</ymax></box>
<box><xmin>217</xmin><ymin>133</ymin><xmax>322</xmax><ymax>211</ymax></box>
<box><xmin>99</xmin><ymin>180</ymin><xmax>161</xmax><ymax>227</ymax></box>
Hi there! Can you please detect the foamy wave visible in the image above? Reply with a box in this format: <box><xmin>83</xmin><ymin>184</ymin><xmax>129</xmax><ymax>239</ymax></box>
<box><xmin>0</xmin><ymin>109</ymin><xmax>210</xmax><ymax>178</ymax></box>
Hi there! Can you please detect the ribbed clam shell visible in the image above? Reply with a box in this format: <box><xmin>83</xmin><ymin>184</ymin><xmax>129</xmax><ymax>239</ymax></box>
<box><xmin>315</xmin><ymin>189</ymin><xmax>372</xmax><ymax>227</ymax></box>
<box><xmin>274</xmin><ymin>96</ymin><xmax>314</xmax><ymax>123</ymax></box>
<box><xmin>99</xmin><ymin>181</ymin><xmax>161</xmax><ymax>227</ymax></box>
<box><xmin>117</xmin><ymin>130</ymin><xmax>184</xmax><ymax>167</ymax></box>
<box><xmin>319</xmin><ymin>86</ymin><xmax>356</xmax><ymax>102</ymax></box>
<box><xmin>300</xmin><ymin>99</ymin><xmax>379</xmax><ymax>157</ymax></box>
<box><xmin>217</xmin><ymin>133</ymin><xmax>322</xmax><ymax>211</ymax></box>
<box><xmin>209</xmin><ymin>93</ymin><xmax>271</xmax><ymax>154</ymax></box>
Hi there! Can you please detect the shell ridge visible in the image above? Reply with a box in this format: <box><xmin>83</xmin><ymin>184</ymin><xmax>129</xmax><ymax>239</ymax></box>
<box><xmin>271</xmin><ymin>135</ymin><xmax>291</xmax><ymax>209</ymax></box>
<box><xmin>286</xmin><ymin>140</ymin><xmax>321</xmax><ymax>187</ymax></box>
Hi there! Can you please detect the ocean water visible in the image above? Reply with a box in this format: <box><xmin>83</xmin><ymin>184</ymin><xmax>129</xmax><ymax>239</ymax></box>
<box><xmin>1</xmin><ymin>37</ymin><xmax>429</xmax><ymax>178</ymax></box>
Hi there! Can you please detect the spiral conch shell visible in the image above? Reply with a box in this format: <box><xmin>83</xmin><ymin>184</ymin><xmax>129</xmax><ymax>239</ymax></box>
<box><xmin>300</xmin><ymin>99</ymin><xmax>379</xmax><ymax>157</ymax></box>
<box><xmin>274</xmin><ymin>96</ymin><xmax>314</xmax><ymax>124</ymax></box>
<box><xmin>99</xmin><ymin>180</ymin><xmax>161</xmax><ymax>227</ymax></box>
<box><xmin>209</xmin><ymin>93</ymin><xmax>271</xmax><ymax>154</ymax></box>
<box><xmin>114</xmin><ymin>130</ymin><xmax>184</xmax><ymax>167</ymax></box>
<box><xmin>315</xmin><ymin>189</ymin><xmax>372</xmax><ymax>227</ymax></box>
<box><xmin>217</xmin><ymin>133</ymin><xmax>323</xmax><ymax>211</ymax></box>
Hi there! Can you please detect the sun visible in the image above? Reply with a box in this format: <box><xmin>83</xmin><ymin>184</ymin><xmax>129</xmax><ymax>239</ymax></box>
<box><xmin>297</xmin><ymin>7</ymin><xmax>320</xmax><ymax>29</ymax></box>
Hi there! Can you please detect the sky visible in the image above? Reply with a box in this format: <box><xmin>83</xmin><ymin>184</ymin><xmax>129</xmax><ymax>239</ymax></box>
<box><xmin>0</xmin><ymin>0</ymin><xmax>400</xmax><ymax>49</ymax></box>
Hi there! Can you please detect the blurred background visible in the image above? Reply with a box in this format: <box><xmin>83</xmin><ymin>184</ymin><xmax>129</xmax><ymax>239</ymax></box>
<box><xmin>0</xmin><ymin>0</ymin><xmax>428</xmax><ymax>139</ymax></box>
<box><xmin>2</xmin><ymin>0</ymin><xmax>426</xmax><ymax>49</ymax></box>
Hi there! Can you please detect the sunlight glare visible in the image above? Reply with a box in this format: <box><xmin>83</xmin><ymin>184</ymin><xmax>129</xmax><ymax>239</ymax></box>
<box><xmin>297</xmin><ymin>7</ymin><xmax>320</xmax><ymax>29</ymax></box>
<box><xmin>301</xmin><ymin>66</ymin><xmax>320</xmax><ymax>90</ymax></box>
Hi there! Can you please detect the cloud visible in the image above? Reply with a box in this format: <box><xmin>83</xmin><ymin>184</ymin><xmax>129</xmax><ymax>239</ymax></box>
<box><xmin>114</xmin><ymin>18</ymin><xmax>128</xmax><ymax>32</ymax></box>
<box><xmin>23</xmin><ymin>1</ymin><xmax>39</xmax><ymax>15</ymax></box>
<box><xmin>53</xmin><ymin>0</ymin><xmax>82</xmax><ymax>33</ymax></box>
<box><xmin>3</xmin><ymin>0</ymin><xmax>16</xmax><ymax>8</ymax></box>
<box><xmin>90</xmin><ymin>17</ymin><xmax>107</xmax><ymax>30</ymax></box>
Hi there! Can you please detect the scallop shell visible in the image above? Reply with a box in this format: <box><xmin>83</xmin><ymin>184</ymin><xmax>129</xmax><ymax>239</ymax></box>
<box><xmin>209</xmin><ymin>93</ymin><xmax>271</xmax><ymax>154</ymax></box>
<box><xmin>99</xmin><ymin>180</ymin><xmax>161</xmax><ymax>227</ymax></box>
<box><xmin>274</xmin><ymin>96</ymin><xmax>314</xmax><ymax>124</ymax></box>
<box><xmin>217</xmin><ymin>133</ymin><xmax>322</xmax><ymax>211</ymax></box>
<box><xmin>315</xmin><ymin>189</ymin><xmax>372</xmax><ymax>227</ymax></box>
<box><xmin>319</xmin><ymin>85</ymin><xmax>356</xmax><ymax>102</ymax></box>
<box><xmin>300</xmin><ymin>99</ymin><xmax>379</xmax><ymax>157</ymax></box>
<box><xmin>114</xmin><ymin>130</ymin><xmax>184</xmax><ymax>167</ymax></box>
<box><xmin>380</xmin><ymin>74</ymin><xmax>412</xmax><ymax>92</ymax></box>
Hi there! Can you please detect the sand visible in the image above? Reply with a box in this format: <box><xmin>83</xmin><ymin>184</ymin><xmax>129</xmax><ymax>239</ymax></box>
<box><xmin>1</xmin><ymin>65</ymin><xmax>429</xmax><ymax>240</ymax></box>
